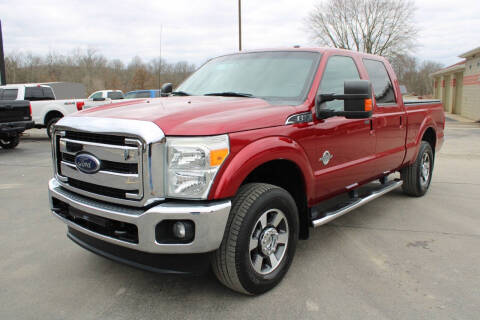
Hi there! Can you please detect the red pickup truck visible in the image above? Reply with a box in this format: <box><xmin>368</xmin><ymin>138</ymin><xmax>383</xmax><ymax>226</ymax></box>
<box><xmin>48</xmin><ymin>48</ymin><xmax>444</xmax><ymax>295</ymax></box>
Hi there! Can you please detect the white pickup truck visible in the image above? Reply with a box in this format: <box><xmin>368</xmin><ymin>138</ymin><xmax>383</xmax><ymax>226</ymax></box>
<box><xmin>0</xmin><ymin>84</ymin><xmax>112</xmax><ymax>137</ymax></box>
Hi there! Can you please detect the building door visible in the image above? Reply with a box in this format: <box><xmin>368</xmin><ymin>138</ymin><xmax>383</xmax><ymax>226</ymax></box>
<box><xmin>453</xmin><ymin>73</ymin><xmax>463</xmax><ymax>115</ymax></box>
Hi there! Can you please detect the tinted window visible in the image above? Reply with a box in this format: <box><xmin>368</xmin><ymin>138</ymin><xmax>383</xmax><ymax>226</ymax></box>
<box><xmin>363</xmin><ymin>59</ymin><xmax>396</xmax><ymax>104</ymax></box>
<box><xmin>0</xmin><ymin>89</ymin><xmax>18</xmax><ymax>100</ymax></box>
<box><xmin>90</xmin><ymin>92</ymin><xmax>103</xmax><ymax>99</ymax></box>
<box><xmin>318</xmin><ymin>56</ymin><xmax>360</xmax><ymax>111</ymax></box>
<box><xmin>25</xmin><ymin>87</ymin><xmax>55</xmax><ymax>101</ymax></box>
<box><xmin>125</xmin><ymin>91</ymin><xmax>151</xmax><ymax>98</ymax></box>
<box><xmin>107</xmin><ymin>91</ymin><xmax>124</xmax><ymax>100</ymax></box>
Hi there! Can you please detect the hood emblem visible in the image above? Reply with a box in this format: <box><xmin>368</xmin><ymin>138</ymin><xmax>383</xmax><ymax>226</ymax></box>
<box><xmin>75</xmin><ymin>153</ymin><xmax>101</xmax><ymax>174</ymax></box>
<box><xmin>320</xmin><ymin>151</ymin><xmax>333</xmax><ymax>166</ymax></box>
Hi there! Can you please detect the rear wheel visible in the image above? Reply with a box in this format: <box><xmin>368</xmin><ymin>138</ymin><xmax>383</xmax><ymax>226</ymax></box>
<box><xmin>46</xmin><ymin>117</ymin><xmax>61</xmax><ymax>139</ymax></box>
<box><xmin>401</xmin><ymin>141</ymin><xmax>434</xmax><ymax>197</ymax></box>
<box><xmin>0</xmin><ymin>135</ymin><xmax>20</xmax><ymax>149</ymax></box>
<box><xmin>212</xmin><ymin>183</ymin><xmax>299</xmax><ymax>295</ymax></box>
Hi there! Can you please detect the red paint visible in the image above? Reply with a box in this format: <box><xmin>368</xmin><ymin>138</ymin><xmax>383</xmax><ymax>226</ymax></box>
<box><xmin>73</xmin><ymin>48</ymin><xmax>445</xmax><ymax>207</ymax></box>
<box><xmin>463</xmin><ymin>73</ymin><xmax>480</xmax><ymax>85</ymax></box>
<box><xmin>442</xmin><ymin>80</ymin><xmax>445</xmax><ymax>88</ymax></box>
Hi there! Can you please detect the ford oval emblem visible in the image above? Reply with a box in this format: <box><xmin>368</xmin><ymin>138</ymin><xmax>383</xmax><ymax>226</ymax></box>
<box><xmin>75</xmin><ymin>153</ymin><xmax>101</xmax><ymax>174</ymax></box>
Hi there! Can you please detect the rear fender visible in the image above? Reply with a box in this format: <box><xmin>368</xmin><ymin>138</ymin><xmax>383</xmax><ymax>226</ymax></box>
<box><xmin>410</xmin><ymin>116</ymin><xmax>437</xmax><ymax>164</ymax></box>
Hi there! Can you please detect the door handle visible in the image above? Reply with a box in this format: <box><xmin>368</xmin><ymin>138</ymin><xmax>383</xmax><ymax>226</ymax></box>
<box><xmin>399</xmin><ymin>116</ymin><xmax>403</xmax><ymax>128</ymax></box>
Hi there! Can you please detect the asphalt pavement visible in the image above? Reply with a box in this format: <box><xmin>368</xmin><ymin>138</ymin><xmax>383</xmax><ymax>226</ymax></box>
<box><xmin>1</xmin><ymin>120</ymin><xmax>479</xmax><ymax>320</ymax></box>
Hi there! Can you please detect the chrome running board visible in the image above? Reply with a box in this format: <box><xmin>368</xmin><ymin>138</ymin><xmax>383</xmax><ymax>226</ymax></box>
<box><xmin>312</xmin><ymin>180</ymin><xmax>403</xmax><ymax>228</ymax></box>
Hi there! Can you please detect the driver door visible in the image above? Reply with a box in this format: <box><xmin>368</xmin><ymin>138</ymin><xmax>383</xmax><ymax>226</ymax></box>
<box><xmin>312</xmin><ymin>55</ymin><xmax>376</xmax><ymax>202</ymax></box>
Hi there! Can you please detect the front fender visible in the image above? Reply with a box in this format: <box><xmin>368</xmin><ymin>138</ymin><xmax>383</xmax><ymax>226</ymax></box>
<box><xmin>209</xmin><ymin>136</ymin><xmax>314</xmax><ymax>200</ymax></box>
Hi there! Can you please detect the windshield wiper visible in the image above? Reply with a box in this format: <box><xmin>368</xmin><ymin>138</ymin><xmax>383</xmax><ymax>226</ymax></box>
<box><xmin>204</xmin><ymin>92</ymin><xmax>254</xmax><ymax>98</ymax></box>
<box><xmin>171</xmin><ymin>91</ymin><xmax>191</xmax><ymax>96</ymax></box>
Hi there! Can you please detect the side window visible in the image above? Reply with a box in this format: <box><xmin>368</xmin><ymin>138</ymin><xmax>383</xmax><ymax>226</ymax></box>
<box><xmin>318</xmin><ymin>56</ymin><xmax>360</xmax><ymax>110</ymax></box>
<box><xmin>0</xmin><ymin>89</ymin><xmax>18</xmax><ymax>100</ymax></box>
<box><xmin>90</xmin><ymin>92</ymin><xmax>103</xmax><ymax>99</ymax></box>
<box><xmin>107</xmin><ymin>91</ymin><xmax>124</xmax><ymax>100</ymax></box>
<box><xmin>42</xmin><ymin>87</ymin><xmax>55</xmax><ymax>100</ymax></box>
<box><xmin>363</xmin><ymin>59</ymin><xmax>396</xmax><ymax>104</ymax></box>
<box><xmin>25</xmin><ymin>87</ymin><xmax>47</xmax><ymax>101</ymax></box>
<box><xmin>134</xmin><ymin>91</ymin><xmax>151</xmax><ymax>98</ymax></box>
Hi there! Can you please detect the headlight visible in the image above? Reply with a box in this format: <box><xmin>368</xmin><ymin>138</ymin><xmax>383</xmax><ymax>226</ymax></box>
<box><xmin>166</xmin><ymin>135</ymin><xmax>229</xmax><ymax>199</ymax></box>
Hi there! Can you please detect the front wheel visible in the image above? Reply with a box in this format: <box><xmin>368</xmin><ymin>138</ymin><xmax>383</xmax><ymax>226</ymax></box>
<box><xmin>401</xmin><ymin>141</ymin><xmax>434</xmax><ymax>197</ymax></box>
<box><xmin>0</xmin><ymin>135</ymin><xmax>20</xmax><ymax>149</ymax></box>
<box><xmin>212</xmin><ymin>183</ymin><xmax>299</xmax><ymax>295</ymax></box>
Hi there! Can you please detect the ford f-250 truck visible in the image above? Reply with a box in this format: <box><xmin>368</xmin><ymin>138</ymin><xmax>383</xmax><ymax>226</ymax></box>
<box><xmin>48</xmin><ymin>48</ymin><xmax>444</xmax><ymax>295</ymax></box>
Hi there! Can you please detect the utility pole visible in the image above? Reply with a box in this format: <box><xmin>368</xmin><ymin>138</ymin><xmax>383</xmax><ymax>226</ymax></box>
<box><xmin>0</xmin><ymin>20</ymin><xmax>6</xmax><ymax>85</ymax></box>
<box><xmin>159</xmin><ymin>24</ymin><xmax>162</xmax><ymax>88</ymax></box>
<box><xmin>238</xmin><ymin>0</ymin><xmax>242</xmax><ymax>51</ymax></box>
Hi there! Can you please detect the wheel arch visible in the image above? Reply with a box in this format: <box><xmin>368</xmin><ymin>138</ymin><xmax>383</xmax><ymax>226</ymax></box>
<box><xmin>44</xmin><ymin>110</ymin><xmax>64</xmax><ymax>126</ymax></box>
<box><xmin>210</xmin><ymin>137</ymin><xmax>314</xmax><ymax>239</ymax></box>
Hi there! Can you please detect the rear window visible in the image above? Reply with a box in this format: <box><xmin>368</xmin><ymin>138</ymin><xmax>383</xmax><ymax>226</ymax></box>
<box><xmin>363</xmin><ymin>59</ymin><xmax>396</xmax><ymax>104</ymax></box>
<box><xmin>107</xmin><ymin>92</ymin><xmax>124</xmax><ymax>100</ymax></box>
<box><xmin>25</xmin><ymin>86</ymin><xmax>55</xmax><ymax>101</ymax></box>
<box><xmin>0</xmin><ymin>88</ymin><xmax>18</xmax><ymax>100</ymax></box>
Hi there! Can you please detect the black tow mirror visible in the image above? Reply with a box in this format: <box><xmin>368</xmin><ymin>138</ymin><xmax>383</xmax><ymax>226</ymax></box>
<box><xmin>160</xmin><ymin>83</ymin><xmax>173</xmax><ymax>96</ymax></box>
<box><xmin>316</xmin><ymin>80</ymin><xmax>373</xmax><ymax>120</ymax></box>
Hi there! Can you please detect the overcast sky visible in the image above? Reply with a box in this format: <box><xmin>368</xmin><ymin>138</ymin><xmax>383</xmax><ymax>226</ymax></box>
<box><xmin>1</xmin><ymin>0</ymin><xmax>479</xmax><ymax>68</ymax></box>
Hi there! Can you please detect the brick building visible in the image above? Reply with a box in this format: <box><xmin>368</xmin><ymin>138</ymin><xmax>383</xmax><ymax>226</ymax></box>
<box><xmin>431</xmin><ymin>47</ymin><xmax>480</xmax><ymax>121</ymax></box>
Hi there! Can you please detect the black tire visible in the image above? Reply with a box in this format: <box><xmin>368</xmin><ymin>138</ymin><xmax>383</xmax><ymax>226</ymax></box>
<box><xmin>212</xmin><ymin>183</ymin><xmax>299</xmax><ymax>295</ymax></box>
<box><xmin>46</xmin><ymin>117</ymin><xmax>61</xmax><ymax>139</ymax></box>
<box><xmin>401</xmin><ymin>141</ymin><xmax>434</xmax><ymax>197</ymax></box>
<box><xmin>0</xmin><ymin>135</ymin><xmax>20</xmax><ymax>149</ymax></box>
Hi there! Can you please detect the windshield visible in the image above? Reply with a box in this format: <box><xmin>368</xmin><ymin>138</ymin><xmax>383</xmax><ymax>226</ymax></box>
<box><xmin>176</xmin><ymin>51</ymin><xmax>321</xmax><ymax>105</ymax></box>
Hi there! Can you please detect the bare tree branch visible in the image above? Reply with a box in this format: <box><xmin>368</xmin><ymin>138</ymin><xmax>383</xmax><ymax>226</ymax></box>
<box><xmin>306</xmin><ymin>0</ymin><xmax>418</xmax><ymax>56</ymax></box>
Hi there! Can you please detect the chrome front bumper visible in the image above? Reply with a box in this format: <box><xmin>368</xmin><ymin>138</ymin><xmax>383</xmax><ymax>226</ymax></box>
<box><xmin>48</xmin><ymin>179</ymin><xmax>231</xmax><ymax>254</ymax></box>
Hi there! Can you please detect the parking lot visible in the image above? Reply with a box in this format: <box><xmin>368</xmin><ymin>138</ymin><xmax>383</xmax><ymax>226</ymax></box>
<box><xmin>1</xmin><ymin>118</ymin><xmax>479</xmax><ymax>320</ymax></box>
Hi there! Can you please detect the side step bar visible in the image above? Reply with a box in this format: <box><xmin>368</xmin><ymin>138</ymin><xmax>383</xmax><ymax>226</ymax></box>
<box><xmin>312</xmin><ymin>180</ymin><xmax>403</xmax><ymax>228</ymax></box>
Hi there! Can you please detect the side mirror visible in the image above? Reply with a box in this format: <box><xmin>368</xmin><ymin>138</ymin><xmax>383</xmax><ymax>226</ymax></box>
<box><xmin>92</xmin><ymin>97</ymin><xmax>106</xmax><ymax>101</ymax></box>
<box><xmin>316</xmin><ymin>80</ymin><xmax>373</xmax><ymax>120</ymax></box>
<box><xmin>160</xmin><ymin>83</ymin><xmax>173</xmax><ymax>96</ymax></box>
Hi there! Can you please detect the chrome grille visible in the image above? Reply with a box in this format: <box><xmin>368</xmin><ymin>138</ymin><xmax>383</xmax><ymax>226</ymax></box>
<box><xmin>52</xmin><ymin>117</ymin><xmax>166</xmax><ymax>207</ymax></box>
<box><xmin>55</xmin><ymin>131</ymin><xmax>144</xmax><ymax>203</ymax></box>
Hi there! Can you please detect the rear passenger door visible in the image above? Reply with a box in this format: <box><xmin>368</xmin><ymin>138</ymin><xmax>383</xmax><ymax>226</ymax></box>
<box><xmin>363</xmin><ymin>59</ymin><xmax>407</xmax><ymax>176</ymax></box>
<box><xmin>312</xmin><ymin>55</ymin><xmax>376</xmax><ymax>200</ymax></box>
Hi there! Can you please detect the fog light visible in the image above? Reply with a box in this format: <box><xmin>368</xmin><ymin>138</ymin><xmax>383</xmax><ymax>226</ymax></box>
<box><xmin>173</xmin><ymin>221</ymin><xmax>186</xmax><ymax>239</ymax></box>
<box><xmin>156</xmin><ymin>220</ymin><xmax>195</xmax><ymax>243</ymax></box>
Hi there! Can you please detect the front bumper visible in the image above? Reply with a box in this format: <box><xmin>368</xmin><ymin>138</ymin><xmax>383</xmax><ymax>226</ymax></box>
<box><xmin>48</xmin><ymin>178</ymin><xmax>231</xmax><ymax>255</ymax></box>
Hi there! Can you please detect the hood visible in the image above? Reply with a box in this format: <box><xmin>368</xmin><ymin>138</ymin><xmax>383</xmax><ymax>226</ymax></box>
<box><xmin>73</xmin><ymin>96</ymin><xmax>296</xmax><ymax>135</ymax></box>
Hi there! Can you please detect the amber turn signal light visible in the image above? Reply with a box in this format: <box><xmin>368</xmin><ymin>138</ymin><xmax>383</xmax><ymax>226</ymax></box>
<box><xmin>210</xmin><ymin>148</ymin><xmax>229</xmax><ymax>166</ymax></box>
<box><xmin>364</xmin><ymin>98</ymin><xmax>373</xmax><ymax>111</ymax></box>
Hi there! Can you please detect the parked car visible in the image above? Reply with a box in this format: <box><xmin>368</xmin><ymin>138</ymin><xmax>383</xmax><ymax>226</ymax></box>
<box><xmin>0</xmin><ymin>84</ymin><xmax>87</xmax><ymax>138</ymax></box>
<box><xmin>87</xmin><ymin>90</ymin><xmax>124</xmax><ymax>100</ymax></box>
<box><xmin>0</xmin><ymin>93</ymin><xmax>34</xmax><ymax>149</ymax></box>
<box><xmin>124</xmin><ymin>89</ymin><xmax>162</xmax><ymax>99</ymax></box>
<box><xmin>48</xmin><ymin>48</ymin><xmax>444</xmax><ymax>295</ymax></box>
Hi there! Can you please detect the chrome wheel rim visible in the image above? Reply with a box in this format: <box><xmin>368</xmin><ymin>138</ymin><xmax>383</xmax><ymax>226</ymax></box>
<box><xmin>249</xmin><ymin>209</ymin><xmax>289</xmax><ymax>275</ymax></box>
<box><xmin>420</xmin><ymin>152</ymin><xmax>431</xmax><ymax>186</ymax></box>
